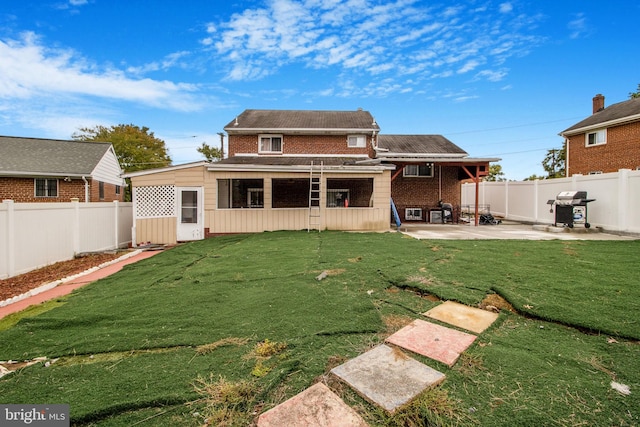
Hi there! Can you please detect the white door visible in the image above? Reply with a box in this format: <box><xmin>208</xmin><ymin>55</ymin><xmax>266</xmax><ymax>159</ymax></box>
<box><xmin>177</xmin><ymin>187</ymin><xmax>204</xmax><ymax>241</ymax></box>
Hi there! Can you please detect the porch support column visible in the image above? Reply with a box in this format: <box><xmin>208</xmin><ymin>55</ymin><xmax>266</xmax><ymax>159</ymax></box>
<box><xmin>461</xmin><ymin>165</ymin><xmax>481</xmax><ymax>226</ymax></box>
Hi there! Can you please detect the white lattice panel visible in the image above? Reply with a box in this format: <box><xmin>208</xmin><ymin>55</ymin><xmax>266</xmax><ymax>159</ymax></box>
<box><xmin>134</xmin><ymin>185</ymin><xmax>176</xmax><ymax>218</ymax></box>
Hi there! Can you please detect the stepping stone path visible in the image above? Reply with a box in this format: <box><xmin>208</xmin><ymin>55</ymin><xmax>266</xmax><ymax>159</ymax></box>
<box><xmin>331</xmin><ymin>344</ymin><xmax>445</xmax><ymax>413</ymax></box>
<box><xmin>257</xmin><ymin>383</ymin><xmax>367</xmax><ymax>427</ymax></box>
<box><xmin>386</xmin><ymin>318</ymin><xmax>477</xmax><ymax>367</ymax></box>
<box><xmin>425</xmin><ymin>300</ymin><xmax>499</xmax><ymax>334</ymax></box>
<box><xmin>257</xmin><ymin>301</ymin><xmax>499</xmax><ymax>425</ymax></box>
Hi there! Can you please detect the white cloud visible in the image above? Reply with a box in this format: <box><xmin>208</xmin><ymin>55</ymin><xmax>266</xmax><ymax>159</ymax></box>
<box><xmin>207</xmin><ymin>0</ymin><xmax>544</xmax><ymax>99</ymax></box>
<box><xmin>0</xmin><ymin>33</ymin><xmax>201</xmax><ymax>111</ymax></box>
<box><xmin>568</xmin><ymin>13</ymin><xmax>588</xmax><ymax>39</ymax></box>
<box><xmin>499</xmin><ymin>3</ymin><xmax>513</xmax><ymax>13</ymax></box>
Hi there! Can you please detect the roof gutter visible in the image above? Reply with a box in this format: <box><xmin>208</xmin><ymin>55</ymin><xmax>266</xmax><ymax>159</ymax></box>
<box><xmin>224</xmin><ymin>127</ymin><xmax>380</xmax><ymax>134</ymax></box>
<box><xmin>206</xmin><ymin>164</ymin><xmax>393</xmax><ymax>173</ymax></box>
<box><xmin>560</xmin><ymin>112</ymin><xmax>640</xmax><ymax>136</ymax></box>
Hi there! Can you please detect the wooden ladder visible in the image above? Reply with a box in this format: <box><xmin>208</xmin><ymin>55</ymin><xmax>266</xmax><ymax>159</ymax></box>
<box><xmin>308</xmin><ymin>161</ymin><xmax>323</xmax><ymax>232</ymax></box>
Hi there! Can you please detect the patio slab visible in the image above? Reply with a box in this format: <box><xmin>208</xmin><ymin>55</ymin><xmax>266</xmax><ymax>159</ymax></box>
<box><xmin>424</xmin><ymin>301</ymin><xmax>499</xmax><ymax>334</ymax></box>
<box><xmin>257</xmin><ymin>382</ymin><xmax>368</xmax><ymax>427</ymax></box>
<box><xmin>385</xmin><ymin>319</ymin><xmax>476</xmax><ymax>367</ymax></box>
<box><xmin>331</xmin><ymin>344</ymin><xmax>445</xmax><ymax>413</ymax></box>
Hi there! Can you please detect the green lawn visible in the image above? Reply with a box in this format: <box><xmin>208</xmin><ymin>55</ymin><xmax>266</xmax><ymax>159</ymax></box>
<box><xmin>0</xmin><ymin>231</ymin><xmax>638</xmax><ymax>426</ymax></box>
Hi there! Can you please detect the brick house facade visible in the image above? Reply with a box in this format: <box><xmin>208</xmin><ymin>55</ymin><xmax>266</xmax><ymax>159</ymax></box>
<box><xmin>0</xmin><ymin>136</ymin><xmax>125</xmax><ymax>202</ymax></box>
<box><xmin>225</xmin><ymin>110</ymin><xmax>495</xmax><ymax>223</ymax></box>
<box><xmin>561</xmin><ymin>95</ymin><xmax>640</xmax><ymax>176</ymax></box>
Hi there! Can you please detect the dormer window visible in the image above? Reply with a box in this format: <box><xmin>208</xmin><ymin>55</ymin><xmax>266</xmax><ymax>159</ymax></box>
<box><xmin>347</xmin><ymin>135</ymin><xmax>366</xmax><ymax>148</ymax></box>
<box><xmin>259</xmin><ymin>135</ymin><xmax>283</xmax><ymax>154</ymax></box>
<box><xmin>586</xmin><ymin>129</ymin><xmax>606</xmax><ymax>146</ymax></box>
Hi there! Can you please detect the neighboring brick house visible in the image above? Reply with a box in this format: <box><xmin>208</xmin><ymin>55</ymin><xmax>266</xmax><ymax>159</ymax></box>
<box><xmin>560</xmin><ymin>94</ymin><xmax>640</xmax><ymax>176</ymax></box>
<box><xmin>126</xmin><ymin>109</ymin><xmax>496</xmax><ymax>244</ymax></box>
<box><xmin>0</xmin><ymin>136</ymin><xmax>125</xmax><ymax>203</ymax></box>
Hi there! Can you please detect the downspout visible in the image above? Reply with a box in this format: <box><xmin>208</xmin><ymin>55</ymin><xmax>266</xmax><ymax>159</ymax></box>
<box><xmin>82</xmin><ymin>176</ymin><xmax>89</xmax><ymax>203</ymax></box>
<box><xmin>438</xmin><ymin>165</ymin><xmax>442</xmax><ymax>201</ymax></box>
<box><xmin>564</xmin><ymin>137</ymin><xmax>569</xmax><ymax>177</ymax></box>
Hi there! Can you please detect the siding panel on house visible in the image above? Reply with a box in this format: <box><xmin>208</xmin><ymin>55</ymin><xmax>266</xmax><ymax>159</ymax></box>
<box><xmin>92</xmin><ymin>148</ymin><xmax>126</xmax><ymax>186</ymax></box>
<box><xmin>136</xmin><ymin>217</ymin><xmax>177</xmax><ymax>245</ymax></box>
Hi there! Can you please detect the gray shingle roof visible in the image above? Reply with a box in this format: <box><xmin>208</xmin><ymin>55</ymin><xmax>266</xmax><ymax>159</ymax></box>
<box><xmin>377</xmin><ymin>134</ymin><xmax>468</xmax><ymax>155</ymax></box>
<box><xmin>214</xmin><ymin>156</ymin><xmax>368</xmax><ymax>167</ymax></box>
<box><xmin>561</xmin><ymin>97</ymin><xmax>640</xmax><ymax>134</ymax></box>
<box><xmin>0</xmin><ymin>136</ymin><xmax>112</xmax><ymax>176</ymax></box>
<box><xmin>224</xmin><ymin>109</ymin><xmax>380</xmax><ymax>131</ymax></box>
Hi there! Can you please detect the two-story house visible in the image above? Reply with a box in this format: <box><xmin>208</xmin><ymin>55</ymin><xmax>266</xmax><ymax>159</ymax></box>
<box><xmin>126</xmin><ymin>109</ymin><xmax>496</xmax><ymax>244</ymax></box>
<box><xmin>0</xmin><ymin>136</ymin><xmax>125</xmax><ymax>203</ymax></box>
<box><xmin>560</xmin><ymin>94</ymin><xmax>640</xmax><ymax>175</ymax></box>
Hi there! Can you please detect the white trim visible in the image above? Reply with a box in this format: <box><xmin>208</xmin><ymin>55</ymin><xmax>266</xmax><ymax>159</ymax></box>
<box><xmin>123</xmin><ymin>161</ymin><xmax>208</xmax><ymax>178</ymax></box>
<box><xmin>258</xmin><ymin>134</ymin><xmax>283</xmax><ymax>154</ymax></box>
<box><xmin>585</xmin><ymin>129</ymin><xmax>606</xmax><ymax>147</ymax></box>
<box><xmin>561</xmin><ymin>113</ymin><xmax>640</xmax><ymax>136</ymax></box>
<box><xmin>377</xmin><ymin>152</ymin><xmax>468</xmax><ymax>158</ymax></box>
<box><xmin>234</xmin><ymin>153</ymin><xmax>370</xmax><ymax>159</ymax></box>
<box><xmin>226</xmin><ymin>127</ymin><xmax>379</xmax><ymax>134</ymax></box>
<box><xmin>207</xmin><ymin>164</ymin><xmax>390</xmax><ymax>173</ymax></box>
<box><xmin>347</xmin><ymin>135</ymin><xmax>366</xmax><ymax>148</ymax></box>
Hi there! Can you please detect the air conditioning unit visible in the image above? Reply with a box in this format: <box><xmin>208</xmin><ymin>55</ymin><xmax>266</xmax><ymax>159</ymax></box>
<box><xmin>405</xmin><ymin>208</ymin><xmax>423</xmax><ymax>221</ymax></box>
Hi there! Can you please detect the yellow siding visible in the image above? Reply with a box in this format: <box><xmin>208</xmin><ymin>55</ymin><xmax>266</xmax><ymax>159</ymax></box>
<box><xmin>130</xmin><ymin>166</ymin><xmax>206</xmax><ymax>187</ymax></box>
<box><xmin>207</xmin><ymin>170</ymin><xmax>391</xmax><ymax>233</ymax></box>
<box><xmin>135</xmin><ymin>217</ymin><xmax>177</xmax><ymax>245</ymax></box>
<box><xmin>132</xmin><ymin>167</ymin><xmax>392</xmax><ymax>236</ymax></box>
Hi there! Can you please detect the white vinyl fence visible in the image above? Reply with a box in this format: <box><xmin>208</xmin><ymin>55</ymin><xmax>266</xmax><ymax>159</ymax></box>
<box><xmin>1</xmin><ymin>200</ymin><xmax>133</xmax><ymax>279</ymax></box>
<box><xmin>462</xmin><ymin>169</ymin><xmax>640</xmax><ymax>235</ymax></box>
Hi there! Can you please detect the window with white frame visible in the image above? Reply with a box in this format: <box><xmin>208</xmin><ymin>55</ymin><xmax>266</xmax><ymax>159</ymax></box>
<box><xmin>347</xmin><ymin>135</ymin><xmax>366</xmax><ymax>148</ymax></box>
<box><xmin>586</xmin><ymin>129</ymin><xmax>606</xmax><ymax>146</ymax></box>
<box><xmin>259</xmin><ymin>135</ymin><xmax>283</xmax><ymax>153</ymax></box>
<box><xmin>403</xmin><ymin>163</ymin><xmax>434</xmax><ymax>177</ymax></box>
<box><xmin>35</xmin><ymin>178</ymin><xmax>58</xmax><ymax>197</ymax></box>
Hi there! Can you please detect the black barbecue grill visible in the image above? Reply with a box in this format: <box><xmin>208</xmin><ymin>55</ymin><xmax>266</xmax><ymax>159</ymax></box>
<box><xmin>547</xmin><ymin>191</ymin><xmax>596</xmax><ymax>228</ymax></box>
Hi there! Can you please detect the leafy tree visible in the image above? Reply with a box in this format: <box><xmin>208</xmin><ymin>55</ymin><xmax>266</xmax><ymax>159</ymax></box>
<box><xmin>629</xmin><ymin>83</ymin><xmax>640</xmax><ymax>99</ymax></box>
<box><xmin>197</xmin><ymin>142</ymin><xmax>223</xmax><ymax>162</ymax></box>
<box><xmin>72</xmin><ymin>124</ymin><xmax>172</xmax><ymax>201</ymax></box>
<box><xmin>72</xmin><ymin>124</ymin><xmax>172</xmax><ymax>173</ymax></box>
<box><xmin>484</xmin><ymin>163</ymin><xmax>506</xmax><ymax>181</ymax></box>
<box><xmin>524</xmin><ymin>174</ymin><xmax>545</xmax><ymax>181</ymax></box>
<box><xmin>542</xmin><ymin>142</ymin><xmax>566</xmax><ymax>178</ymax></box>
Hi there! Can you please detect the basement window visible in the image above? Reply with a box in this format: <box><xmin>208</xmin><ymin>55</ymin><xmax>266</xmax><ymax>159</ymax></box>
<box><xmin>403</xmin><ymin>163</ymin><xmax>434</xmax><ymax>177</ymax></box>
<box><xmin>217</xmin><ymin>179</ymin><xmax>264</xmax><ymax>208</ymax></box>
<box><xmin>35</xmin><ymin>178</ymin><xmax>58</xmax><ymax>197</ymax></box>
<box><xmin>586</xmin><ymin>129</ymin><xmax>606</xmax><ymax>146</ymax></box>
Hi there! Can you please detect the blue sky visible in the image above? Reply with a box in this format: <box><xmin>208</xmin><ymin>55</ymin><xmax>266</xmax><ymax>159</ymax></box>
<box><xmin>1</xmin><ymin>0</ymin><xmax>638</xmax><ymax>180</ymax></box>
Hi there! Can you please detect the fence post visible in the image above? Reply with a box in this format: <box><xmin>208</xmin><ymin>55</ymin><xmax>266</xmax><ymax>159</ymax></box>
<box><xmin>504</xmin><ymin>181</ymin><xmax>509</xmax><ymax>219</ymax></box>
<box><xmin>3</xmin><ymin>200</ymin><xmax>15</xmax><ymax>277</ymax></box>
<box><xmin>113</xmin><ymin>200</ymin><xmax>120</xmax><ymax>248</ymax></box>
<box><xmin>71</xmin><ymin>198</ymin><xmax>80</xmax><ymax>255</ymax></box>
<box><xmin>617</xmin><ymin>169</ymin><xmax>630</xmax><ymax>233</ymax></box>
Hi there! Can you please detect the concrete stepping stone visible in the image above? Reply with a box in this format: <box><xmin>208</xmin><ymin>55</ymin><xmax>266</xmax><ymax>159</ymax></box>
<box><xmin>331</xmin><ymin>344</ymin><xmax>445</xmax><ymax>413</ymax></box>
<box><xmin>257</xmin><ymin>382</ymin><xmax>368</xmax><ymax>427</ymax></box>
<box><xmin>424</xmin><ymin>300</ymin><xmax>499</xmax><ymax>334</ymax></box>
<box><xmin>386</xmin><ymin>319</ymin><xmax>476</xmax><ymax>367</ymax></box>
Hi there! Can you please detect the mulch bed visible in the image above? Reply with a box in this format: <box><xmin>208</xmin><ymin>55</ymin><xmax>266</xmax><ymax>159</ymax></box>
<box><xmin>0</xmin><ymin>252</ymin><xmax>128</xmax><ymax>301</ymax></box>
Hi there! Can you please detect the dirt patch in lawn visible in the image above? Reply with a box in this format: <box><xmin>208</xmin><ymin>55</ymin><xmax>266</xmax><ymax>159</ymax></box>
<box><xmin>0</xmin><ymin>251</ymin><xmax>129</xmax><ymax>301</ymax></box>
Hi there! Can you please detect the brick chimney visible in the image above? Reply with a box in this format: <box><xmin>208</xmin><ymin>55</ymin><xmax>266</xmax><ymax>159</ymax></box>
<box><xmin>592</xmin><ymin>94</ymin><xmax>605</xmax><ymax>114</ymax></box>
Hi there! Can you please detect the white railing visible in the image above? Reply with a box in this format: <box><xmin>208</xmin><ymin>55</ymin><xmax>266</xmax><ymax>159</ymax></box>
<box><xmin>1</xmin><ymin>200</ymin><xmax>133</xmax><ymax>279</ymax></box>
<box><xmin>461</xmin><ymin>169</ymin><xmax>640</xmax><ymax>234</ymax></box>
